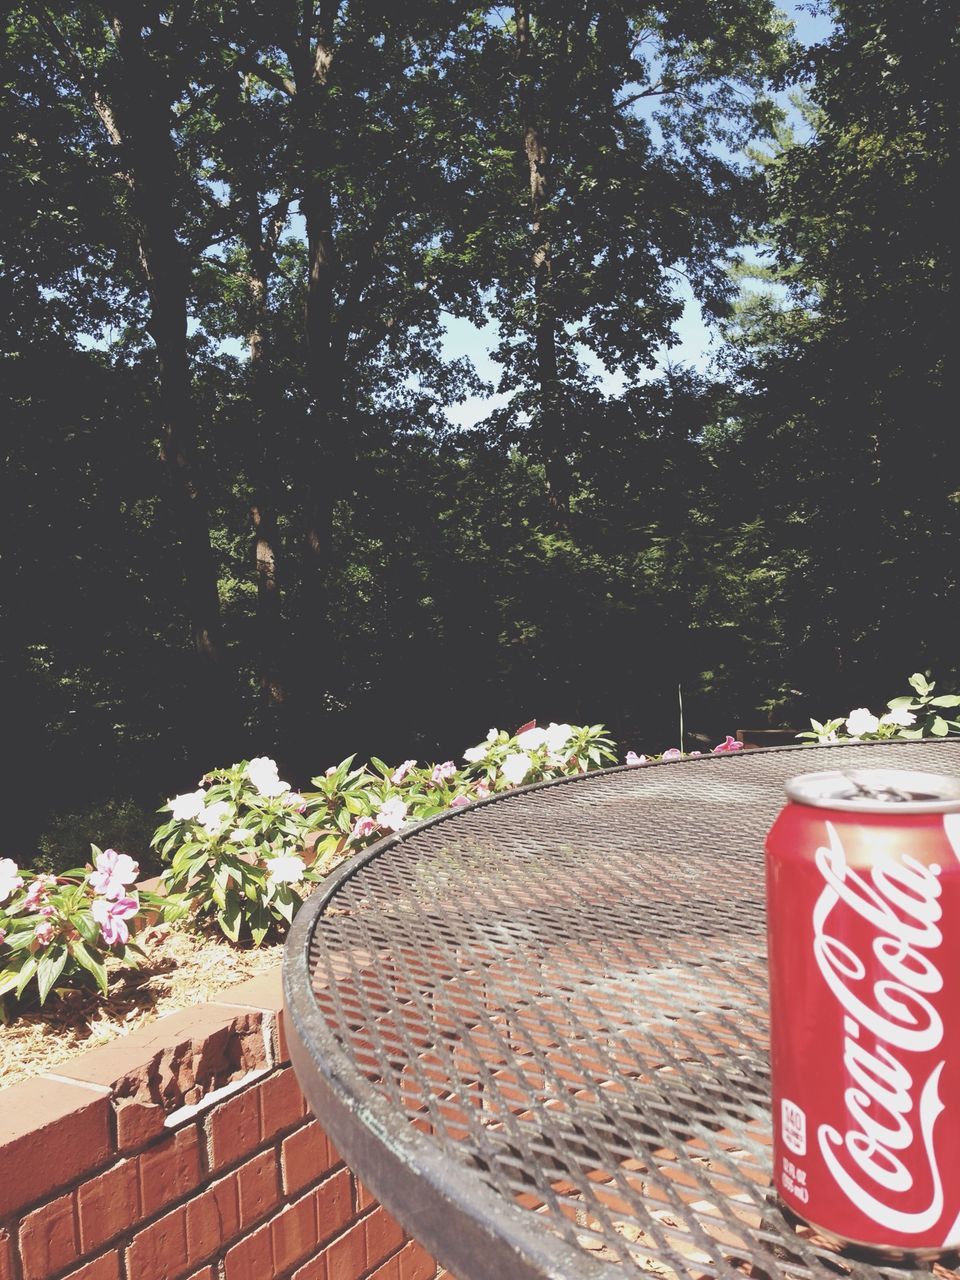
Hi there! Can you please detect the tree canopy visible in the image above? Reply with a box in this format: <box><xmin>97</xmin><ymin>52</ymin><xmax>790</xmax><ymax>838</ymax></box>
<box><xmin>2</xmin><ymin>1</ymin><xmax>957</xmax><ymax>860</ymax></box>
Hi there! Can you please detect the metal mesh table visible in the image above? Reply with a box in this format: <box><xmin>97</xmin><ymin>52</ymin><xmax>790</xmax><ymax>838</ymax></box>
<box><xmin>284</xmin><ymin>739</ymin><xmax>960</xmax><ymax>1280</ymax></box>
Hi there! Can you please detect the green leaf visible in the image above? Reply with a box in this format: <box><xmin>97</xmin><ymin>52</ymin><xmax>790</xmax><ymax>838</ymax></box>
<box><xmin>37</xmin><ymin>947</ymin><xmax>68</xmax><ymax>1004</ymax></box>
<box><xmin>930</xmin><ymin>716</ymin><xmax>949</xmax><ymax>737</ymax></box>
<box><xmin>886</xmin><ymin>697</ymin><xmax>915</xmax><ymax>710</ymax></box>
<box><xmin>15</xmin><ymin>955</ymin><xmax>38</xmax><ymax>999</ymax></box>
<box><xmin>72</xmin><ymin>941</ymin><xmax>109</xmax><ymax>994</ymax></box>
<box><xmin>930</xmin><ymin>695</ymin><xmax>960</xmax><ymax>707</ymax></box>
<box><xmin>909</xmin><ymin>673</ymin><xmax>932</xmax><ymax>696</ymax></box>
<box><xmin>0</xmin><ymin>969</ymin><xmax>23</xmax><ymax>998</ymax></box>
<box><xmin>217</xmin><ymin>891</ymin><xmax>242</xmax><ymax>942</ymax></box>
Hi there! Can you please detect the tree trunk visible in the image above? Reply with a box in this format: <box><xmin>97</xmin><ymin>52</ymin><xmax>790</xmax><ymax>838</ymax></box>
<box><xmin>105</xmin><ymin>14</ymin><xmax>235</xmax><ymax>758</ymax></box>
<box><xmin>246</xmin><ymin>224</ymin><xmax>286</xmax><ymax>710</ymax></box>
<box><xmin>290</xmin><ymin>7</ymin><xmax>345</xmax><ymax>676</ymax></box>
<box><xmin>516</xmin><ymin>4</ymin><xmax>570</xmax><ymax>522</ymax></box>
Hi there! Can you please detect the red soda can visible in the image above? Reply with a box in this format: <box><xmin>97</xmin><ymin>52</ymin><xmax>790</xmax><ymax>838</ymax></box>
<box><xmin>765</xmin><ymin>767</ymin><xmax>960</xmax><ymax>1255</ymax></box>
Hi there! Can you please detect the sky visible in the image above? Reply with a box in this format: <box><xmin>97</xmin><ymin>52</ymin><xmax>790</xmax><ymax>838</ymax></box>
<box><xmin>442</xmin><ymin>2</ymin><xmax>834</xmax><ymax>429</ymax></box>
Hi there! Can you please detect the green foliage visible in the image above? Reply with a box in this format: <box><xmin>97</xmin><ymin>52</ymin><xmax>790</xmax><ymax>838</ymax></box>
<box><xmin>798</xmin><ymin>673</ymin><xmax>960</xmax><ymax>744</ymax></box>
<box><xmin>36</xmin><ymin>799</ymin><xmax>160</xmax><ymax>878</ymax></box>
<box><xmin>153</xmin><ymin>724</ymin><xmax>620</xmax><ymax>942</ymax></box>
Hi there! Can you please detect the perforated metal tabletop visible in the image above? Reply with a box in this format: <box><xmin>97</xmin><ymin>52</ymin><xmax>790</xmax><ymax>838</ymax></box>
<box><xmin>284</xmin><ymin>739</ymin><xmax>960</xmax><ymax>1280</ymax></box>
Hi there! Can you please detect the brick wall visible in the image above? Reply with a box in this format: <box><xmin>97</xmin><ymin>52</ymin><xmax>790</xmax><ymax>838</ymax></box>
<box><xmin>0</xmin><ymin>970</ymin><xmax>443</xmax><ymax>1280</ymax></box>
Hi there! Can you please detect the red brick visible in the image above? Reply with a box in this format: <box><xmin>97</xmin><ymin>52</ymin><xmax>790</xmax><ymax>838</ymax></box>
<box><xmin>0</xmin><ymin>1228</ymin><xmax>13</xmax><ymax>1280</ymax></box>
<box><xmin>213</xmin><ymin>970</ymin><xmax>289</xmax><ymax>1065</ymax></box>
<box><xmin>185</xmin><ymin>1172</ymin><xmax>240</xmax><ymax>1265</ymax></box>
<box><xmin>126</xmin><ymin>1204</ymin><xmax>189</xmax><ymax>1280</ymax></box>
<box><xmin>62</xmin><ymin>1253</ymin><xmax>122</xmax><ymax>1280</ymax></box>
<box><xmin>260</xmin><ymin>1067</ymin><xmax>305</xmax><ymax>1139</ymax></box>
<box><xmin>277</xmin><ymin>1007</ymin><xmax>292</xmax><ymax>1064</ymax></box>
<box><xmin>237</xmin><ymin>1148</ymin><xmax>281</xmax><ymax>1227</ymax></box>
<box><xmin>315</xmin><ymin>1168</ymin><xmax>353</xmax><ymax>1244</ymax></box>
<box><xmin>206</xmin><ymin>1087</ymin><xmax>261</xmax><ymax>1170</ymax></box>
<box><xmin>0</xmin><ymin>1076</ymin><xmax>111</xmax><ymax>1217</ymax></box>
<box><xmin>215</xmin><ymin>969</ymin><xmax>283</xmax><ymax>1012</ymax></box>
<box><xmin>364</xmin><ymin>1205</ymin><xmax>406</xmax><ymax>1268</ymax></box>
<box><xmin>281</xmin><ymin>1121</ymin><xmax>333</xmax><ymax>1195</ymax></box>
<box><xmin>78</xmin><ymin>1159</ymin><xmax>141</xmax><ymax>1253</ymax></box>
<box><xmin>115</xmin><ymin>1098</ymin><xmax>166</xmax><ymax>1153</ymax></box>
<box><xmin>139</xmin><ymin>1124</ymin><xmax>202</xmax><ymax>1216</ymax></box>
<box><xmin>223</xmin><ymin>1219</ymin><xmax>272</xmax><ymax>1280</ymax></box>
<box><xmin>19</xmin><ymin>1190</ymin><xmax>78</xmax><ymax>1280</ymax></box>
<box><xmin>291</xmin><ymin>1254</ymin><xmax>326</xmax><ymax>1280</ymax></box>
<box><xmin>324</xmin><ymin>1219</ymin><xmax>366</xmax><ymax>1280</ymax></box>
<box><xmin>270</xmin><ymin>1189</ymin><xmax>319</xmax><ymax>1273</ymax></box>
<box><xmin>368</xmin><ymin>1257</ymin><xmax>402</xmax><ymax>1280</ymax></box>
<box><xmin>397</xmin><ymin>1239</ymin><xmax>438</xmax><ymax>1280</ymax></box>
<box><xmin>53</xmin><ymin>1005</ymin><xmax>267</xmax><ymax>1094</ymax></box>
<box><xmin>186</xmin><ymin>1271</ymin><xmax>216</xmax><ymax>1280</ymax></box>
<box><xmin>354</xmin><ymin>1177</ymin><xmax>377</xmax><ymax>1213</ymax></box>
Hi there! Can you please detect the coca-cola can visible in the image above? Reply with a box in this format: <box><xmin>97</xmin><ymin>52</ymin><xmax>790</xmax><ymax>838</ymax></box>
<box><xmin>765</xmin><ymin>767</ymin><xmax>960</xmax><ymax>1256</ymax></box>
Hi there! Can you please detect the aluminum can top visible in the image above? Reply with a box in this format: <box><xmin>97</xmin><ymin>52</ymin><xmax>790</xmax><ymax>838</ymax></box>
<box><xmin>784</xmin><ymin>766</ymin><xmax>960</xmax><ymax>813</ymax></box>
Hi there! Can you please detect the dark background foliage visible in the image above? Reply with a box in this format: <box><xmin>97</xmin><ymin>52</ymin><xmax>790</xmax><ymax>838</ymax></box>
<box><xmin>2</xmin><ymin>1</ymin><xmax>957</xmax><ymax>865</ymax></box>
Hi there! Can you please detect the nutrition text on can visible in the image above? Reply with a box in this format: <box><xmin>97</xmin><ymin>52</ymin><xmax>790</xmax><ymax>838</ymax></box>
<box><xmin>765</xmin><ymin>767</ymin><xmax>960</xmax><ymax>1256</ymax></box>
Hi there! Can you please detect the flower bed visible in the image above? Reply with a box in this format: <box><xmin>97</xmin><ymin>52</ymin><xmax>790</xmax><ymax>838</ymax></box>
<box><xmin>4</xmin><ymin>679</ymin><xmax>954</xmax><ymax>1022</ymax></box>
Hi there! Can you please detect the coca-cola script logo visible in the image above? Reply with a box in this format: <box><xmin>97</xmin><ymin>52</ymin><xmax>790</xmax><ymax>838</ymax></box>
<box><xmin>811</xmin><ymin>819</ymin><xmax>958</xmax><ymax>1236</ymax></box>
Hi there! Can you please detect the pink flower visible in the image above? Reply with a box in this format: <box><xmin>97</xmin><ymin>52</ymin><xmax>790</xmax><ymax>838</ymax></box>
<box><xmin>285</xmin><ymin>792</ymin><xmax>307</xmax><ymax>812</ymax></box>
<box><xmin>34</xmin><ymin>920</ymin><xmax>55</xmax><ymax>946</ymax></box>
<box><xmin>625</xmin><ymin>751</ymin><xmax>647</xmax><ymax>767</ymax></box>
<box><xmin>661</xmin><ymin>748</ymin><xmax>683</xmax><ymax>761</ymax></box>
<box><xmin>712</xmin><ymin>736</ymin><xmax>744</xmax><ymax>754</ymax></box>
<box><xmin>0</xmin><ymin>858</ymin><xmax>23</xmax><ymax>904</ymax></box>
<box><xmin>449</xmin><ymin>794</ymin><xmax>470</xmax><ymax>808</ymax></box>
<box><xmin>23</xmin><ymin>875</ymin><xmax>55</xmax><ymax>911</ymax></box>
<box><xmin>390</xmin><ymin>759</ymin><xmax>417</xmax><ymax>785</ymax></box>
<box><xmin>92</xmin><ymin>895</ymin><xmax>138</xmax><ymax>947</ymax></box>
<box><xmin>431</xmin><ymin>761</ymin><xmax>456</xmax><ymax>785</ymax></box>
<box><xmin>89</xmin><ymin>848</ymin><xmax>140</xmax><ymax>900</ymax></box>
<box><xmin>474</xmin><ymin>782</ymin><xmax>490</xmax><ymax>799</ymax></box>
<box><xmin>350</xmin><ymin>815</ymin><xmax>378</xmax><ymax>843</ymax></box>
<box><xmin>0</xmin><ymin>928</ymin><xmax>6</xmax><ymax>946</ymax></box>
<box><xmin>39</xmin><ymin>904</ymin><xmax>56</xmax><ymax>917</ymax></box>
<box><xmin>690</xmin><ymin>750</ymin><xmax>702</xmax><ymax>758</ymax></box>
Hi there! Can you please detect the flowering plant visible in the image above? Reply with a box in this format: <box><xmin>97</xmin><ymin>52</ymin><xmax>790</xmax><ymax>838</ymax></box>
<box><xmin>798</xmin><ymin>673</ymin><xmax>960</xmax><ymax>744</ymax></box>
<box><xmin>462</xmin><ymin>721</ymin><xmax>618</xmax><ymax>790</ymax></box>
<box><xmin>622</xmin><ymin>735</ymin><xmax>744</xmax><ymax>766</ymax></box>
<box><xmin>301</xmin><ymin>723</ymin><xmax>618</xmax><ymax>864</ymax></box>
<box><xmin>0</xmin><ymin>848</ymin><xmax>178</xmax><ymax>1011</ymax></box>
<box><xmin>152</xmin><ymin>758</ymin><xmax>315</xmax><ymax>946</ymax></box>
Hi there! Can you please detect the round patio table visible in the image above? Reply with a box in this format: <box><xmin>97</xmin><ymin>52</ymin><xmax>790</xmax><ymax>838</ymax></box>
<box><xmin>284</xmin><ymin>739</ymin><xmax>960</xmax><ymax>1280</ymax></box>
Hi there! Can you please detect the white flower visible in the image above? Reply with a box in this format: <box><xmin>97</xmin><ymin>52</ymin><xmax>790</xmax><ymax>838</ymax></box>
<box><xmin>543</xmin><ymin>722</ymin><xmax>573</xmax><ymax>754</ymax></box>
<box><xmin>170</xmin><ymin>789</ymin><xmax>206</xmax><ymax>823</ymax></box>
<box><xmin>266</xmin><ymin>854</ymin><xmax>306</xmax><ymax>886</ymax></box>
<box><xmin>485</xmin><ymin>728</ymin><xmax>499</xmax><ymax>741</ymax></box>
<box><xmin>516</xmin><ymin>726</ymin><xmax>548</xmax><ymax>750</ymax></box>
<box><xmin>246</xmin><ymin>756</ymin><xmax>290</xmax><ymax>798</ymax></box>
<box><xmin>228</xmin><ymin>827</ymin><xmax>255</xmax><ymax>843</ymax></box>
<box><xmin>376</xmin><ymin>797</ymin><xmax>408</xmax><ymax>832</ymax></box>
<box><xmin>0</xmin><ymin>857</ymin><xmax>23</xmax><ymax>904</ymax></box>
<box><xmin>198</xmin><ymin>801</ymin><xmax>232</xmax><ymax>835</ymax></box>
<box><xmin>845</xmin><ymin>708</ymin><xmax>880</xmax><ymax>737</ymax></box>
<box><xmin>501</xmin><ymin>753</ymin><xmax>531</xmax><ymax>787</ymax></box>
<box><xmin>463</xmin><ymin>744</ymin><xmax>486</xmax><ymax>763</ymax></box>
<box><xmin>881</xmin><ymin>707</ymin><xmax>917</xmax><ymax>727</ymax></box>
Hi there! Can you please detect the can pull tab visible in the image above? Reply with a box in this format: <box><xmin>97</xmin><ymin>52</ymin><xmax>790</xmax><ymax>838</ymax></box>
<box><xmin>840</xmin><ymin>772</ymin><xmax>935</xmax><ymax>804</ymax></box>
